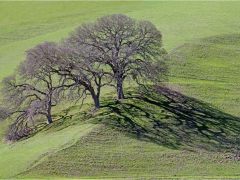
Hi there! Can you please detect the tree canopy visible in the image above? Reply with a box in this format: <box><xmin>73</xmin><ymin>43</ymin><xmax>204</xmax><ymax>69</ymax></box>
<box><xmin>66</xmin><ymin>14</ymin><xmax>167</xmax><ymax>99</ymax></box>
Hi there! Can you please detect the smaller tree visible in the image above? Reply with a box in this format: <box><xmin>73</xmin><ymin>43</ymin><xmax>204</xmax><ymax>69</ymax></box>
<box><xmin>0</xmin><ymin>43</ymin><xmax>71</xmax><ymax>140</ymax></box>
<box><xmin>18</xmin><ymin>42</ymin><xmax>69</xmax><ymax>124</ymax></box>
<box><xmin>52</xmin><ymin>43</ymin><xmax>112</xmax><ymax>109</ymax></box>
<box><xmin>19</xmin><ymin>41</ymin><xmax>111</xmax><ymax>110</ymax></box>
<box><xmin>1</xmin><ymin>75</ymin><xmax>43</xmax><ymax>140</ymax></box>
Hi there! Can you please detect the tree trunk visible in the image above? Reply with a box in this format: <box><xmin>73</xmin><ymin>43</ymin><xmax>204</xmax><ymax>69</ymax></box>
<box><xmin>46</xmin><ymin>96</ymin><xmax>53</xmax><ymax>124</ymax></box>
<box><xmin>47</xmin><ymin>114</ymin><xmax>53</xmax><ymax>124</ymax></box>
<box><xmin>89</xmin><ymin>88</ymin><xmax>100</xmax><ymax>109</ymax></box>
<box><xmin>117</xmin><ymin>78</ymin><xmax>124</xmax><ymax>100</ymax></box>
<box><xmin>93</xmin><ymin>95</ymin><xmax>100</xmax><ymax>109</ymax></box>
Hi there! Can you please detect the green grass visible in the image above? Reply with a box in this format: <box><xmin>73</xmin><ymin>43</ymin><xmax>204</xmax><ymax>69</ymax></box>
<box><xmin>168</xmin><ymin>33</ymin><xmax>240</xmax><ymax>116</ymax></box>
<box><xmin>21</xmin><ymin>126</ymin><xmax>240</xmax><ymax>178</ymax></box>
<box><xmin>1</xmin><ymin>1</ymin><xmax>240</xmax><ymax>79</ymax></box>
<box><xmin>19</xmin><ymin>88</ymin><xmax>240</xmax><ymax>178</ymax></box>
<box><xmin>0</xmin><ymin>122</ymin><xmax>99</xmax><ymax>178</ymax></box>
<box><xmin>1</xmin><ymin>1</ymin><xmax>240</xmax><ymax>179</ymax></box>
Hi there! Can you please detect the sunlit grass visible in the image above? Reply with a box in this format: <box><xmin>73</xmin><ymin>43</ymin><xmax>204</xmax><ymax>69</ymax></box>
<box><xmin>1</xmin><ymin>1</ymin><xmax>240</xmax><ymax>179</ymax></box>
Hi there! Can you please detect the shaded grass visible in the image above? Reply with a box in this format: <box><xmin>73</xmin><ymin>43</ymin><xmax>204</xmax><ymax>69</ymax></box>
<box><xmin>100</xmin><ymin>86</ymin><xmax>240</xmax><ymax>151</ymax></box>
<box><xmin>21</xmin><ymin>86</ymin><xmax>240</xmax><ymax>178</ymax></box>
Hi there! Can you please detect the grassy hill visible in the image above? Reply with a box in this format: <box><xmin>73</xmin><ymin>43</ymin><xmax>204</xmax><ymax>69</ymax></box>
<box><xmin>168</xmin><ymin>33</ymin><xmax>240</xmax><ymax>116</ymax></box>
<box><xmin>19</xmin><ymin>86</ymin><xmax>240</xmax><ymax>178</ymax></box>
<box><xmin>1</xmin><ymin>1</ymin><xmax>240</xmax><ymax>179</ymax></box>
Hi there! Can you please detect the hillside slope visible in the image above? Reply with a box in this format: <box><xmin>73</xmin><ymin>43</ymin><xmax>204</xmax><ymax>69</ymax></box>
<box><xmin>0</xmin><ymin>123</ymin><xmax>99</xmax><ymax>178</ymax></box>
<box><xmin>21</xmin><ymin>86</ymin><xmax>240</xmax><ymax>178</ymax></box>
<box><xmin>1</xmin><ymin>2</ymin><xmax>240</xmax><ymax>179</ymax></box>
<box><xmin>20</xmin><ymin>34</ymin><xmax>240</xmax><ymax>178</ymax></box>
<box><xmin>169</xmin><ymin>34</ymin><xmax>240</xmax><ymax>116</ymax></box>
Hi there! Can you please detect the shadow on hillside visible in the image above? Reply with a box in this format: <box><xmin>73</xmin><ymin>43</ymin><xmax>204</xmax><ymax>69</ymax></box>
<box><xmin>100</xmin><ymin>86</ymin><xmax>240</xmax><ymax>151</ymax></box>
<box><xmin>37</xmin><ymin>85</ymin><xmax>240</xmax><ymax>151</ymax></box>
<box><xmin>35</xmin><ymin>103</ymin><xmax>98</xmax><ymax>134</ymax></box>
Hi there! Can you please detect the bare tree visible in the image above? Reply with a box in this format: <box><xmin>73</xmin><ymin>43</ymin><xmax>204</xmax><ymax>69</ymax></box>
<box><xmin>67</xmin><ymin>14</ymin><xmax>167</xmax><ymax>100</ymax></box>
<box><xmin>0</xmin><ymin>43</ymin><xmax>72</xmax><ymax>140</ymax></box>
<box><xmin>18</xmin><ymin>42</ymin><xmax>70</xmax><ymax>124</ymax></box>
<box><xmin>0</xmin><ymin>15</ymin><xmax>167</xmax><ymax>141</ymax></box>
<box><xmin>52</xmin><ymin>43</ymin><xmax>112</xmax><ymax>109</ymax></box>
<box><xmin>1</xmin><ymin>75</ymin><xmax>43</xmax><ymax>140</ymax></box>
<box><xmin>21</xmin><ymin>42</ymin><xmax>111</xmax><ymax>110</ymax></box>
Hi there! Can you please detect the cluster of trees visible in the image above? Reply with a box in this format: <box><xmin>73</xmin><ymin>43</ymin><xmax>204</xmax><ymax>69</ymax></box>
<box><xmin>0</xmin><ymin>14</ymin><xmax>167</xmax><ymax>141</ymax></box>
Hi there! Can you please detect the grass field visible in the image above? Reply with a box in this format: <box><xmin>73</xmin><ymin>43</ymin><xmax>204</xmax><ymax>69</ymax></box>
<box><xmin>1</xmin><ymin>1</ymin><xmax>240</xmax><ymax>179</ymax></box>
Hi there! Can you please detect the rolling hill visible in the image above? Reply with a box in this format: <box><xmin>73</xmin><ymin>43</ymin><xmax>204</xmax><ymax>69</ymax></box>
<box><xmin>1</xmin><ymin>1</ymin><xmax>240</xmax><ymax>179</ymax></box>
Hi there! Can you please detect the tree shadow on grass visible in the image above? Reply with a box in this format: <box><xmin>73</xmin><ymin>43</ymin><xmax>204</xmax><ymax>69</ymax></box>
<box><xmin>100</xmin><ymin>85</ymin><xmax>240</xmax><ymax>151</ymax></box>
<box><xmin>32</xmin><ymin>104</ymin><xmax>93</xmax><ymax>135</ymax></box>
<box><xmin>34</xmin><ymin>85</ymin><xmax>240</xmax><ymax>151</ymax></box>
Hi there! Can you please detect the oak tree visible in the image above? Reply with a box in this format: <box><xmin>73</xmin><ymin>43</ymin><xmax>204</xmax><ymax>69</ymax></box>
<box><xmin>67</xmin><ymin>14</ymin><xmax>166</xmax><ymax>99</ymax></box>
